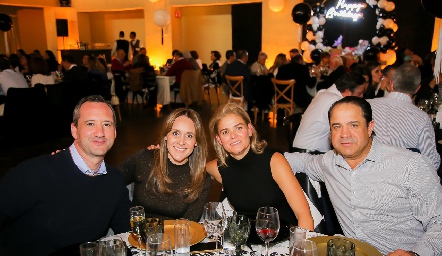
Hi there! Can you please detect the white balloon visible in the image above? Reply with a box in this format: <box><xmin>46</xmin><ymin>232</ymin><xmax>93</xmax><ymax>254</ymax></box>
<box><xmin>301</xmin><ymin>41</ymin><xmax>310</xmax><ymax>51</ymax></box>
<box><xmin>379</xmin><ymin>36</ymin><xmax>388</xmax><ymax>46</ymax></box>
<box><xmin>378</xmin><ymin>18</ymin><xmax>385</xmax><ymax>25</ymax></box>
<box><xmin>308</xmin><ymin>44</ymin><xmax>316</xmax><ymax>52</ymax></box>
<box><xmin>303</xmin><ymin>50</ymin><xmax>312</xmax><ymax>63</ymax></box>
<box><xmin>312</xmin><ymin>24</ymin><xmax>319</xmax><ymax>31</ymax></box>
<box><xmin>307</xmin><ymin>16</ymin><xmax>315</xmax><ymax>24</ymax></box>
<box><xmin>153</xmin><ymin>9</ymin><xmax>171</xmax><ymax>27</ymax></box>
<box><xmin>316</xmin><ymin>38</ymin><xmax>323</xmax><ymax>43</ymax></box>
<box><xmin>311</xmin><ymin>16</ymin><xmax>319</xmax><ymax>25</ymax></box>
<box><xmin>316</xmin><ymin>31</ymin><xmax>324</xmax><ymax>38</ymax></box>
<box><xmin>318</xmin><ymin>16</ymin><xmax>326</xmax><ymax>25</ymax></box>
<box><xmin>384</xmin><ymin>18</ymin><xmax>393</xmax><ymax>28</ymax></box>
<box><xmin>385</xmin><ymin>2</ymin><xmax>395</xmax><ymax>11</ymax></box>
<box><xmin>378</xmin><ymin>0</ymin><xmax>387</xmax><ymax>9</ymax></box>
<box><xmin>306</xmin><ymin>31</ymin><xmax>315</xmax><ymax>41</ymax></box>
<box><xmin>372</xmin><ymin>36</ymin><xmax>380</xmax><ymax>45</ymax></box>
<box><xmin>316</xmin><ymin>43</ymin><xmax>324</xmax><ymax>49</ymax></box>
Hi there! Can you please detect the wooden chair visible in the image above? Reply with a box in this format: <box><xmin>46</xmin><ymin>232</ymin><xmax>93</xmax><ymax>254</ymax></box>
<box><xmin>202</xmin><ymin>69</ymin><xmax>221</xmax><ymax>105</ymax></box>
<box><xmin>225</xmin><ymin>75</ymin><xmax>245</xmax><ymax>108</ymax></box>
<box><xmin>271</xmin><ymin>78</ymin><xmax>296</xmax><ymax>126</ymax></box>
<box><xmin>179</xmin><ymin>69</ymin><xmax>205</xmax><ymax>107</ymax></box>
<box><xmin>126</xmin><ymin>67</ymin><xmax>146</xmax><ymax>105</ymax></box>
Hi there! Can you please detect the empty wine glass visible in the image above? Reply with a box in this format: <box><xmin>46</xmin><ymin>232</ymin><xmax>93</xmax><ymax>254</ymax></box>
<box><xmin>202</xmin><ymin>202</ymin><xmax>226</xmax><ymax>256</ymax></box>
<box><xmin>255</xmin><ymin>207</ymin><xmax>280</xmax><ymax>256</ymax></box>
<box><xmin>228</xmin><ymin>213</ymin><xmax>250</xmax><ymax>255</ymax></box>
<box><xmin>145</xmin><ymin>233</ymin><xmax>172</xmax><ymax>256</ymax></box>
<box><xmin>291</xmin><ymin>239</ymin><xmax>318</xmax><ymax>256</ymax></box>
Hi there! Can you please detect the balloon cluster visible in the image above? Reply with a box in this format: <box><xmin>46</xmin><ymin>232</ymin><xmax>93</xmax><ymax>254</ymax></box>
<box><xmin>0</xmin><ymin>13</ymin><xmax>13</xmax><ymax>32</ymax></box>
<box><xmin>367</xmin><ymin>0</ymin><xmax>398</xmax><ymax>53</ymax></box>
<box><xmin>299</xmin><ymin>3</ymin><xmax>328</xmax><ymax>63</ymax></box>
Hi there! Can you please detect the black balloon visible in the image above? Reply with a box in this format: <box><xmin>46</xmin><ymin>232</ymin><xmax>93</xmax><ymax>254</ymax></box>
<box><xmin>0</xmin><ymin>13</ymin><xmax>12</xmax><ymax>32</ymax></box>
<box><xmin>292</xmin><ymin>3</ymin><xmax>312</xmax><ymax>25</ymax></box>
<box><xmin>319</xmin><ymin>5</ymin><xmax>326</xmax><ymax>15</ymax></box>
<box><xmin>384</xmin><ymin>28</ymin><xmax>394</xmax><ymax>35</ymax></box>
<box><xmin>317</xmin><ymin>25</ymin><xmax>324</xmax><ymax>31</ymax></box>
<box><xmin>306</xmin><ymin>24</ymin><xmax>313</xmax><ymax>31</ymax></box>
<box><xmin>363</xmin><ymin>47</ymin><xmax>381</xmax><ymax>62</ymax></box>
<box><xmin>312</xmin><ymin>3</ymin><xmax>320</xmax><ymax>14</ymax></box>
<box><xmin>421</xmin><ymin>0</ymin><xmax>442</xmax><ymax>18</ymax></box>
<box><xmin>311</xmin><ymin>49</ymin><xmax>322</xmax><ymax>65</ymax></box>
<box><xmin>310</xmin><ymin>40</ymin><xmax>317</xmax><ymax>46</ymax></box>
<box><xmin>388</xmin><ymin>12</ymin><xmax>396</xmax><ymax>19</ymax></box>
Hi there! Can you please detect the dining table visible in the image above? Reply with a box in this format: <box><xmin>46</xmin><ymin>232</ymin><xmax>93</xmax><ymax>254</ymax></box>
<box><xmin>156</xmin><ymin>75</ymin><xmax>176</xmax><ymax>105</ymax></box>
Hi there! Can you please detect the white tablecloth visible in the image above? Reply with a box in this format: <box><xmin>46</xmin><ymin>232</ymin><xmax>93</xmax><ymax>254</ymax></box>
<box><xmin>157</xmin><ymin>76</ymin><xmax>176</xmax><ymax>105</ymax></box>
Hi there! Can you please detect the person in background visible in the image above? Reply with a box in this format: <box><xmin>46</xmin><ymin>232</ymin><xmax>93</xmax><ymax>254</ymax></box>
<box><xmin>285</xmin><ymin>96</ymin><xmax>442</xmax><ymax>256</ymax></box>
<box><xmin>120</xmin><ymin>108</ymin><xmax>211</xmax><ymax>221</ymax></box>
<box><xmin>220</xmin><ymin>50</ymin><xmax>236</xmax><ymax>95</ymax></box>
<box><xmin>16</xmin><ymin>49</ymin><xmax>26</xmax><ymax>59</ymax></box>
<box><xmin>165</xmin><ymin>50</ymin><xmax>192</xmax><ymax>91</ymax></box>
<box><xmin>61</xmin><ymin>54</ymin><xmax>88</xmax><ymax>85</ymax></box>
<box><xmin>129</xmin><ymin>31</ymin><xmax>141</xmax><ymax>60</ymax></box>
<box><xmin>7</xmin><ymin>54</ymin><xmax>20</xmax><ymax>73</ymax></box>
<box><xmin>250</xmin><ymin>51</ymin><xmax>268</xmax><ymax>76</ymax></box>
<box><xmin>363</xmin><ymin>61</ymin><xmax>390</xmax><ymax>99</ymax></box>
<box><xmin>224</xmin><ymin>50</ymin><xmax>251</xmax><ymax>108</ymax></box>
<box><xmin>29</xmin><ymin>57</ymin><xmax>55</xmax><ymax>87</ymax></box>
<box><xmin>19</xmin><ymin>53</ymin><xmax>31</xmax><ymax>77</ymax></box>
<box><xmin>269</xmin><ymin>53</ymin><xmax>288</xmax><ymax>77</ymax></box>
<box><xmin>81</xmin><ymin>54</ymin><xmax>90</xmax><ymax>72</ymax></box>
<box><xmin>0</xmin><ymin>58</ymin><xmax>28</xmax><ymax>96</ymax></box>
<box><xmin>33</xmin><ymin>50</ymin><xmax>43</xmax><ymax>59</ymax></box>
<box><xmin>316</xmin><ymin>55</ymin><xmax>346</xmax><ymax>91</ymax></box>
<box><xmin>111</xmin><ymin>31</ymin><xmax>130</xmax><ymax>61</ymax></box>
<box><xmin>44</xmin><ymin>50</ymin><xmax>59</xmax><ymax>72</ymax></box>
<box><xmin>111</xmin><ymin>49</ymin><xmax>133</xmax><ymax>73</ymax></box>
<box><xmin>289</xmin><ymin>48</ymin><xmax>300</xmax><ymax>61</ymax></box>
<box><xmin>183</xmin><ymin>51</ymin><xmax>201</xmax><ymax>71</ymax></box>
<box><xmin>0</xmin><ymin>95</ymin><xmax>131</xmax><ymax>255</ymax></box>
<box><xmin>132</xmin><ymin>47</ymin><xmax>147</xmax><ymax>65</ymax></box>
<box><xmin>190</xmin><ymin>51</ymin><xmax>202</xmax><ymax>70</ymax></box>
<box><xmin>87</xmin><ymin>56</ymin><xmax>108</xmax><ymax>81</ymax></box>
<box><xmin>206</xmin><ymin>103</ymin><xmax>314</xmax><ymax>230</ymax></box>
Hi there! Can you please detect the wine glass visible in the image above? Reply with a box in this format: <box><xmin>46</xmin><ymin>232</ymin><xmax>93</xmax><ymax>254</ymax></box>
<box><xmin>228</xmin><ymin>213</ymin><xmax>250</xmax><ymax>255</ymax></box>
<box><xmin>130</xmin><ymin>206</ymin><xmax>146</xmax><ymax>249</ymax></box>
<box><xmin>98</xmin><ymin>238</ymin><xmax>126</xmax><ymax>256</ymax></box>
<box><xmin>202</xmin><ymin>202</ymin><xmax>226</xmax><ymax>256</ymax></box>
<box><xmin>255</xmin><ymin>207</ymin><xmax>280</xmax><ymax>256</ymax></box>
<box><xmin>291</xmin><ymin>239</ymin><xmax>318</xmax><ymax>256</ymax></box>
<box><xmin>141</xmin><ymin>218</ymin><xmax>159</xmax><ymax>244</ymax></box>
<box><xmin>145</xmin><ymin>233</ymin><xmax>173</xmax><ymax>256</ymax></box>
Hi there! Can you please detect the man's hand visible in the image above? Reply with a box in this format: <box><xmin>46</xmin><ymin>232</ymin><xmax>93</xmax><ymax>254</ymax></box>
<box><xmin>387</xmin><ymin>249</ymin><xmax>415</xmax><ymax>256</ymax></box>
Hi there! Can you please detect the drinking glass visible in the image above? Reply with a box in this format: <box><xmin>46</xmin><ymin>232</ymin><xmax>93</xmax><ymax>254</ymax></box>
<box><xmin>174</xmin><ymin>218</ymin><xmax>190</xmax><ymax>256</ymax></box>
<box><xmin>289</xmin><ymin>227</ymin><xmax>308</xmax><ymax>255</ymax></box>
<box><xmin>145</xmin><ymin>233</ymin><xmax>173</xmax><ymax>256</ymax></box>
<box><xmin>327</xmin><ymin>238</ymin><xmax>355</xmax><ymax>256</ymax></box>
<box><xmin>130</xmin><ymin>206</ymin><xmax>146</xmax><ymax>249</ymax></box>
<box><xmin>255</xmin><ymin>207</ymin><xmax>280</xmax><ymax>256</ymax></box>
<box><xmin>142</xmin><ymin>218</ymin><xmax>159</xmax><ymax>244</ymax></box>
<box><xmin>228</xmin><ymin>213</ymin><xmax>250</xmax><ymax>255</ymax></box>
<box><xmin>98</xmin><ymin>238</ymin><xmax>126</xmax><ymax>256</ymax></box>
<box><xmin>80</xmin><ymin>242</ymin><xmax>98</xmax><ymax>256</ymax></box>
<box><xmin>202</xmin><ymin>202</ymin><xmax>226</xmax><ymax>256</ymax></box>
<box><xmin>291</xmin><ymin>239</ymin><xmax>318</xmax><ymax>256</ymax></box>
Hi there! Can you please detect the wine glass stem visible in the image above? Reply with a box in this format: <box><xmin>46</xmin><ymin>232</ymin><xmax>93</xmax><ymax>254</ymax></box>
<box><xmin>215</xmin><ymin>235</ymin><xmax>219</xmax><ymax>256</ymax></box>
<box><xmin>265</xmin><ymin>241</ymin><xmax>269</xmax><ymax>256</ymax></box>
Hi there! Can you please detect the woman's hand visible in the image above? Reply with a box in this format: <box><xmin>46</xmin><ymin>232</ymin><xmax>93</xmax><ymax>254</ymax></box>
<box><xmin>380</xmin><ymin>76</ymin><xmax>392</xmax><ymax>92</ymax></box>
<box><xmin>147</xmin><ymin>144</ymin><xmax>160</xmax><ymax>150</ymax></box>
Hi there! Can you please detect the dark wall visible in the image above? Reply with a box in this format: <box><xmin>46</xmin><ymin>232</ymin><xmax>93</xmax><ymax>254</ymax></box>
<box><xmin>304</xmin><ymin>0</ymin><xmax>435</xmax><ymax>58</ymax></box>
<box><xmin>231</xmin><ymin>3</ymin><xmax>262</xmax><ymax>65</ymax></box>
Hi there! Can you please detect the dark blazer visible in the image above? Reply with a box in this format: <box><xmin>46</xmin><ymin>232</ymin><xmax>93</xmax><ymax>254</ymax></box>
<box><xmin>316</xmin><ymin>65</ymin><xmax>347</xmax><ymax>91</ymax></box>
<box><xmin>224</xmin><ymin>60</ymin><xmax>251</xmax><ymax>101</ymax></box>
<box><xmin>63</xmin><ymin>65</ymin><xmax>88</xmax><ymax>85</ymax></box>
<box><xmin>276</xmin><ymin>62</ymin><xmax>316</xmax><ymax>108</ymax></box>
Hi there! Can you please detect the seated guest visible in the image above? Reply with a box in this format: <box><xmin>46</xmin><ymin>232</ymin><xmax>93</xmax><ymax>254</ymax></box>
<box><xmin>224</xmin><ymin>50</ymin><xmax>251</xmax><ymax>106</ymax></box>
<box><xmin>285</xmin><ymin>96</ymin><xmax>442</xmax><ymax>256</ymax></box>
<box><xmin>289</xmin><ymin>48</ymin><xmax>300</xmax><ymax>61</ymax></box>
<box><xmin>81</xmin><ymin>54</ymin><xmax>90</xmax><ymax>72</ymax></box>
<box><xmin>368</xmin><ymin>64</ymin><xmax>440</xmax><ymax>169</ymax></box>
<box><xmin>190</xmin><ymin>50</ymin><xmax>202</xmax><ymax>70</ymax></box>
<box><xmin>268</xmin><ymin>53</ymin><xmax>288</xmax><ymax>77</ymax></box>
<box><xmin>0</xmin><ymin>58</ymin><xmax>28</xmax><ymax>96</ymax></box>
<box><xmin>165</xmin><ymin>50</ymin><xmax>192</xmax><ymax>90</ymax></box>
<box><xmin>316</xmin><ymin>55</ymin><xmax>346</xmax><ymax>91</ymax></box>
<box><xmin>206</xmin><ymin>103</ymin><xmax>314</xmax><ymax>230</ymax></box>
<box><xmin>206</xmin><ymin>50</ymin><xmax>222</xmax><ymax>86</ymax></box>
<box><xmin>29</xmin><ymin>57</ymin><xmax>55</xmax><ymax>87</ymax></box>
<box><xmin>120</xmin><ymin>108</ymin><xmax>211</xmax><ymax>221</ymax></box>
<box><xmin>363</xmin><ymin>61</ymin><xmax>386</xmax><ymax>99</ymax></box>
<box><xmin>44</xmin><ymin>50</ymin><xmax>59</xmax><ymax>72</ymax></box>
<box><xmin>111</xmin><ymin>49</ymin><xmax>133</xmax><ymax>72</ymax></box>
<box><xmin>7</xmin><ymin>54</ymin><xmax>20</xmax><ymax>73</ymax></box>
<box><xmin>293</xmin><ymin>72</ymin><xmax>367</xmax><ymax>153</ymax></box>
<box><xmin>314</xmin><ymin>51</ymin><xmax>330</xmax><ymax>73</ymax></box>
<box><xmin>276</xmin><ymin>52</ymin><xmax>316</xmax><ymax>110</ymax></box>
<box><xmin>19</xmin><ymin>53</ymin><xmax>31</xmax><ymax>77</ymax></box>
<box><xmin>220</xmin><ymin>50</ymin><xmax>236</xmax><ymax>77</ymax></box>
<box><xmin>132</xmin><ymin>47</ymin><xmax>147</xmax><ymax>65</ymax></box>
<box><xmin>61</xmin><ymin>54</ymin><xmax>88</xmax><ymax>84</ymax></box>
<box><xmin>0</xmin><ymin>95</ymin><xmax>131</xmax><ymax>255</ymax></box>
<box><xmin>343</xmin><ymin>53</ymin><xmax>357</xmax><ymax>72</ymax></box>
<box><xmin>87</xmin><ymin>56</ymin><xmax>108</xmax><ymax>81</ymax></box>
<box><xmin>250</xmin><ymin>51</ymin><xmax>269</xmax><ymax>76</ymax></box>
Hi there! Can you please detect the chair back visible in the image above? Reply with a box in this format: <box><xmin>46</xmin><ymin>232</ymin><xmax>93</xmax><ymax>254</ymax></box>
<box><xmin>126</xmin><ymin>67</ymin><xmax>144</xmax><ymax>92</ymax></box>
<box><xmin>225</xmin><ymin>75</ymin><xmax>244</xmax><ymax>106</ymax></box>
<box><xmin>283</xmin><ymin>112</ymin><xmax>304</xmax><ymax>153</ymax></box>
<box><xmin>179</xmin><ymin>70</ymin><xmax>205</xmax><ymax>106</ymax></box>
<box><xmin>272</xmin><ymin>78</ymin><xmax>295</xmax><ymax>124</ymax></box>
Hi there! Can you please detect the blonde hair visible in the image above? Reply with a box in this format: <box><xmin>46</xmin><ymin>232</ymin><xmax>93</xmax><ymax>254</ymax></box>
<box><xmin>269</xmin><ymin>53</ymin><xmax>287</xmax><ymax>74</ymax></box>
<box><xmin>209</xmin><ymin>103</ymin><xmax>267</xmax><ymax>167</ymax></box>
<box><xmin>150</xmin><ymin>108</ymin><xmax>208</xmax><ymax>203</ymax></box>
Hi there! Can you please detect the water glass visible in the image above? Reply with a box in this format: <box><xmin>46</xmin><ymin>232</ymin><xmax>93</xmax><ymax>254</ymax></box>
<box><xmin>222</xmin><ymin>217</ymin><xmax>235</xmax><ymax>256</ymax></box>
<box><xmin>174</xmin><ymin>218</ymin><xmax>190</xmax><ymax>256</ymax></box>
<box><xmin>228</xmin><ymin>213</ymin><xmax>250</xmax><ymax>255</ymax></box>
<box><xmin>202</xmin><ymin>202</ymin><xmax>226</xmax><ymax>256</ymax></box>
<box><xmin>98</xmin><ymin>238</ymin><xmax>126</xmax><ymax>256</ymax></box>
<box><xmin>142</xmin><ymin>218</ymin><xmax>160</xmax><ymax>243</ymax></box>
<box><xmin>145</xmin><ymin>233</ymin><xmax>173</xmax><ymax>256</ymax></box>
<box><xmin>289</xmin><ymin>227</ymin><xmax>308</xmax><ymax>255</ymax></box>
<box><xmin>292</xmin><ymin>239</ymin><xmax>318</xmax><ymax>256</ymax></box>
<box><xmin>79</xmin><ymin>242</ymin><xmax>98</xmax><ymax>256</ymax></box>
<box><xmin>327</xmin><ymin>238</ymin><xmax>355</xmax><ymax>256</ymax></box>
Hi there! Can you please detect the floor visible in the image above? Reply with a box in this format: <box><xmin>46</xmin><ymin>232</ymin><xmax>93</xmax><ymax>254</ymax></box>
<box><xmin>0</xmin><ymin>89</ymin><xmax>291</xmax><ymax>202</ymax></box>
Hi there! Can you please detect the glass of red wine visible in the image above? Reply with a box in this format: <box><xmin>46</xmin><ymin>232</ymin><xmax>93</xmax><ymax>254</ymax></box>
<box><xmin>255</xmin><ymin>207</ymin><xmax>280</xmax><ymax>256</ymax></box>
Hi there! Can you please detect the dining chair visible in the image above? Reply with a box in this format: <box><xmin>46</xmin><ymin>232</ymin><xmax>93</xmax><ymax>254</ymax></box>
<box><xmin>126</xmin><ymin>67</ymin><xmax>146</xmax><ymax>105</ymax></box>
<box><xmin>179</xmin><ymin>69</ymin><xmax>205</xmax><ymax>107</ymax></box>
<box><xmin>225</xmin><ymin>75</ymin><xmax>245</xmax><ymax>108</ymax></box>
<box><xmin>252</xmin><ymin>75</ymin><xmax>274</xmax><ymax>125</ymax></box>
<box><xmin>271</xmin><ymin>78</ymin><xmax>296</xmax><ymax>126</ymax></box>
<box><xmin>202</xmin><ymin>69</ymin><xmax>220</xmax><ymax>105</ymax></box>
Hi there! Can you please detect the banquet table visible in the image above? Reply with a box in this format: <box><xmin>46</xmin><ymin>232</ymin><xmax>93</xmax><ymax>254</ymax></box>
<box><xmin>156</xmin><ymin>76</ymin><xmax>176</xmax><ymax>105</ymax></box>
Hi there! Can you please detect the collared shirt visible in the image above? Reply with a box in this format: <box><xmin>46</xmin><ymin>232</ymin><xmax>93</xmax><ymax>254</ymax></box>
<box><xmin>250</xmin><ymin>61</ymin><xmax>268</xmax><ymax>75</ymax></box>
<box><xmin>69</xmin><ymin>143</ymin><xmax>107</xmax><ymax>176</ymax></box>
<box><xmin>68</xmin><ymin>64</ymin><xmax>77</xmax><ymax>70</ymax></box>
<box><xmin>293</xmin><ymin>84</ymin><xmax>343</xmax><ymax>152</ymax></box>
<box><xmin>284</xmin><ymin>138</ymin><xmax>442</xmax><ymax>255</ymax></box>
<box><xmin>0</xmin><ymin>69</ymin><xmax>29</xmax><ymax>96</ymax></box>
<box><xmin>367</xmin><ymin>92</ymin><xmax>440</xmax><ymax>169</ymax></box>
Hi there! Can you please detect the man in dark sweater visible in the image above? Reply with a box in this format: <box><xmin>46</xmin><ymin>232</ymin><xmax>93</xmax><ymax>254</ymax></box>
<box><xmin>0</xmin><ymin>95</ymin><xmax>131</xmax><ymax>256</ymax></box>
